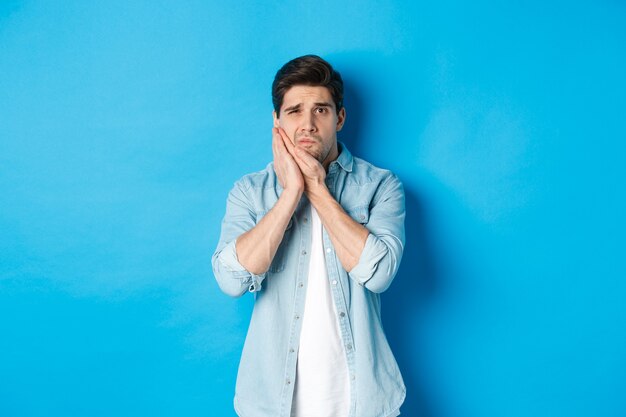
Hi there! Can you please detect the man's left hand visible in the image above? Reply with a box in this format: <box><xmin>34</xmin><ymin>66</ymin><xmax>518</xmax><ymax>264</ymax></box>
<box><xmin>276</xmin><ymin>127</ymin><xmax>327</xmax><ymax>195</ymax></box>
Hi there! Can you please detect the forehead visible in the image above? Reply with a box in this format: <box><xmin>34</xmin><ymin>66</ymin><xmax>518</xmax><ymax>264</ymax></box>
<box><xmin>281</xmin><ymin>85</ymin><xmax>334</xmax><ymax>108</ymax></box>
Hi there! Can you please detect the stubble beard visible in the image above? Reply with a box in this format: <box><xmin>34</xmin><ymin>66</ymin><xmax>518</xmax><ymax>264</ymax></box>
<box><xmin>295</xmin><ymin>133</ymin><xmax>326</xmax><ymax>163</ymax></box>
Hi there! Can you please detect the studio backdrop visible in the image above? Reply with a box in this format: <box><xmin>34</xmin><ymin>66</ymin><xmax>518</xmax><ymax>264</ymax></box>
<box><xmin>1</xmin><ymin>1</ymin><xmax>625</xmax><ymax>416</ymax></box>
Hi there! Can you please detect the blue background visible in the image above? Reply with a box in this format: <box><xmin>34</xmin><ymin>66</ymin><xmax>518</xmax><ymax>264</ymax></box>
<box><xmin>1</xmin><ymin>1</ymin><xmax>625</xmax><ymax>416</ymax></box>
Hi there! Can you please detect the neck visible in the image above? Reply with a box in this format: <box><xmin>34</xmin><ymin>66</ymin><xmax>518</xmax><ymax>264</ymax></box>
<box><xmin>321</xmin><ymin>142</ymin><xmax>339</xmax><ymax>172</ymax></box>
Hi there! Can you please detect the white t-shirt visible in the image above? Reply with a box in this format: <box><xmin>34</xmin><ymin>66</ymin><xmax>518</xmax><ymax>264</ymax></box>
<box><xmin>290</xmin><ymin>207</ymin><xmax>350</xmax><ymax>417</ymax></box>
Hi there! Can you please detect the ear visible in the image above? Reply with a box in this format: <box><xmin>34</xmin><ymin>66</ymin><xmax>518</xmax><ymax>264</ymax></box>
<box><xmin>336</xmin><ymin>107</ymin><xmax>346</xmax><ymax>131</ymax></box>
<box><xmin>273</xmin><ymin>111</ymin><xmax>280</xmax><ymax>128</ymax></box>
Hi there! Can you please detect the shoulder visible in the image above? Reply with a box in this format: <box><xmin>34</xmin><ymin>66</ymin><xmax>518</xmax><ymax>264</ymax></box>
<box><xmin>349</xmin><ymin>156</ymin><xmax>402</xmax><ymax>189</ymax></box>
<box><xmin>232</xmin><ymin>162</ymin><xmax>278</xmax><ymax>192</ymax></box>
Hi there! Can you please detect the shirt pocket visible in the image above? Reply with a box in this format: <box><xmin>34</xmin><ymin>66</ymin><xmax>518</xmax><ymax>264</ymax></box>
<box><xmin>346</xmin><ymin>205</ymin><xmax>370</xmax><ymax>225</ymax></box>
<box><xmin>256</xmin><ymin>210</ymin><xmax>294</xmax><ymax>273</ymax></box>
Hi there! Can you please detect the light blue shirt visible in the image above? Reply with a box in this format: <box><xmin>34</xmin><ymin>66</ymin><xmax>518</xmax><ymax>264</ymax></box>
<box><xmin>212</xmin><ymin>143</ymin><xmax>406</xmax><ymax>417</ymax></box>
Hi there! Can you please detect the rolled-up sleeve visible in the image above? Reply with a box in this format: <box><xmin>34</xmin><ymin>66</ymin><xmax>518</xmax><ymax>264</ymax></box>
<box><xmin>348</xmin><ymin>174</ymin><xmax>405</xmax><ymax>293</ymax></box>
<box><xmin>212</xmin><ymin>181</ymin><xmax>266</xmax><ymax>297</ymax></box>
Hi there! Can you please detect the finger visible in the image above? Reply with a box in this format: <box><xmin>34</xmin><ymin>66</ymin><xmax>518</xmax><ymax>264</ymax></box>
<box><xmin>275</xmin><ymin>129</ymin><xmax>295</xmax><ymax>161</ymax></box>
<box><xmin>272</xmin><ymin>127</ymin><xmax>280</xmax><ymax>150</ymax></box>
<box><xmin>279</xmin><ymin>133</ymin><xmax>310</xmax><ymax>174</ymax></box>
<box><xmin>294</xmin><ymin>146</ymin><xmax>316</xmax><ymax>169</ymax></box>
<box><xmin>272</xmin><ymin>129</ymin><xmax>278</xmax><ymax>151</ymax></box>
<box><xmin>272</xmin><ymin>129</ymin><xmax>287</xmax><ymax>179</ymax></box>
<box><xmin>275</xmin><ymin>133</ymin><xmax>290</xmax><ymax>159</ymax></box>
<box><xmin>272</xmin><ymin>136</ymin><xmax>282</xmax><ymax>164</ymax></box>
<box><xmin>278</xmin><ymin>127</ymin><xmax>297</xmax><ymax>156</ymax></box>
<box><xmin>277</xmin><ymin>127</ymin><xmax>291</xmax><ymax>144</ymax></box>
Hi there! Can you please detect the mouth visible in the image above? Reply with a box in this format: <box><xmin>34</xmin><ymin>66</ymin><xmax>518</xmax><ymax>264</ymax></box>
<box><xmin>297</xmin><ymin>137</ymin><xmax>317</xmax><ymax>146</ymax></box>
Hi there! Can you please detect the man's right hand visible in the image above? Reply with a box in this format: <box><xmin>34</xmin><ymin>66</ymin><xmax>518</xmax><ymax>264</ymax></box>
<box><xmin>272</xmin><ymin>127</ymin><xmax>304</xmax><ymax>195</ymax></box>
<box><xmin>234</xmin><ymin>128</ymin><xmax>304</xmax><ymax>276</ymax></box>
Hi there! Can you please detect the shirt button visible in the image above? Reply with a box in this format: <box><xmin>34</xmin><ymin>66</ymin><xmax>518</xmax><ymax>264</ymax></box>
<box><xmin>290</xmin><ymin>348</ymin><xmax>295</xmax><ymax>353</ymax></box>
<box><xmin>340</xmin><ymin>312</ymin><xmax>345</xmax><ymax>318</ymax></box>
<box><xmin>326</xmin><ymin>248</ymin><xmax>331</xmax><ymax>253</ymax></box>
<box><xmin>298</xmin><ymin>282</ymin><xmax>303</xmax><ymax>288</ymax></box>
<box><xmin>347</xmin><ymin>344</ymin><xmax>353</xmax><ymax>350</ymax></box>
<box><xmin>286</xmin><ymin>379</ymin><xmax>291</xmax><ymax>385</ymax></box>
<box><xmin>301</xmin><ymin>250</ymin><xmax>307</xmax><ymax>255</ymax></box>
<box><xmin>332</xmin><ymin>280</ymin><xmax>337</xmax><ymax>285</ymax></box>
<box><xmin>295</xmin><ymin>315</ymin><xmax>300</xmax><ymax>320</ymax></box>
<box><xmin>303</xmin><ymin>217</ymin><xmax>308</xmax><ymax>223</ymax></box>
<box><xmin>351</xmin><ymin>374</ymin><xmax>356</xmax><ymax>381</ymax></box>
<box><xmin>359</xmin><ymin>214</ymin><xmax>365</xmax><ymax>220</ymax></box>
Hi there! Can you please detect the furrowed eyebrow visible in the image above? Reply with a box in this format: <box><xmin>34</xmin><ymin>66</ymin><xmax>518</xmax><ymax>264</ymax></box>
<box><xmin>283</xmin><ymin>102</ymin><xmax>334</xmax><ymax>113</ymax></box>
<box><xmin>284</xmin><ymin>104</ymin><xmax>301</xmax><ymax>113</ymax></box>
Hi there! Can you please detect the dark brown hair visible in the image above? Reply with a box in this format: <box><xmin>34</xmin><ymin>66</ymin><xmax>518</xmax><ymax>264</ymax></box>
<box><xmin>272</xmin><ymin>55</ymin><xmax>344</xmax><ymax>116</ymax></box>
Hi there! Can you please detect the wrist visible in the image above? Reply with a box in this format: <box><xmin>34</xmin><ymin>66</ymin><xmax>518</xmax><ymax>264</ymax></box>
<box><xmin>281</xmin><ymin>186</ymin><xmax>303</xmax><ymax>202</ymax></box>
<box><xmin>305</xmin><ymin>181</ymin><xmax>329</xmax><ymax>202</ymax></box>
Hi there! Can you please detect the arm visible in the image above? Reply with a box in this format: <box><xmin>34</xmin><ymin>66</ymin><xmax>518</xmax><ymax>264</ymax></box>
<box><xmin>344</xmin><ymin>174</ymin><xmax>405</xmax><ymax>293</ymax></box>
<box><xmin>212</xmin><ymin>129</ymin><xmax>304</xmax><ymax>297</ymax></box>
<box><xmin>212</xmin><ymin>180</ymin><xmax>265</xmax><ymax>297</ymax></box>
<box><xmin>272</xmin><ymin>129</ymin><xmax>367</xmax><ymax>271</ymax></box>
<box><xmin>288</xmin><ymin>137</ymin><xmax>405</xmax><ymax>293</ymax></box>
<box><xmin>306</xmin><ymin>184</ymin><xmax>369</xmax><ymax>272</ymax></box>
<box><xmin>236</xmin><ymin>187</ymin><xmax>300</xmax><ymax>275</ymax></box>
<box><xmin>310</xmin><ymin>169</ymin><xmax>405</xmax><ymax>293</ymax></box>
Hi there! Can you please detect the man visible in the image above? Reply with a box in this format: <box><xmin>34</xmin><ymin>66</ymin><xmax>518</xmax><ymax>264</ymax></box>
<box><xmin>212</xmin><ymin>55</ymin><xmax>405</xmax><ymax>417</ymax></box>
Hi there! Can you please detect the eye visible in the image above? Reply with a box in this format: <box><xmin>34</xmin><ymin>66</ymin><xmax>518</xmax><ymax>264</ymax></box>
<box><xmin>315</xmin><ymin>107</ymin><xmax>328</xmax><ymax>114</ymax></box>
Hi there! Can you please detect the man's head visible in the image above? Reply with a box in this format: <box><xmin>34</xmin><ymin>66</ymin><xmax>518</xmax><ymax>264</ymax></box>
<box><xmin>272</xmin><ymin>55</ymin><xmax>346</xmax><ymax>167</ymax></box>
<box><xmin>272</xmin><ymin>55</ymin><xmax>344</xmax><ymax>117</ymax></box>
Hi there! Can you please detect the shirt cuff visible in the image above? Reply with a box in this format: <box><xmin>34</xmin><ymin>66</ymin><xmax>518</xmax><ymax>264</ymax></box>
<box><xmin>348</xmin><ymin>233</ymin><xmax>388</xmax><ymax>286</ymax></box>
<box><xmin>218</xmin><ymin>239</ymin><xmax>266</xmax><ymax>293</ymax></box>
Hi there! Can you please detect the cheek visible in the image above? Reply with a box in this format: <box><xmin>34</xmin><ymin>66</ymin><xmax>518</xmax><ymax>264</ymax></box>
<box><xmin>281</xmin><ymin>119</ymin><xmax>294</xmax><ymax>130</ymax></box>
<box><xmin>278</xmin><ymin>121</ymin><xmax>296</xmax><ymax>143</ymax></box>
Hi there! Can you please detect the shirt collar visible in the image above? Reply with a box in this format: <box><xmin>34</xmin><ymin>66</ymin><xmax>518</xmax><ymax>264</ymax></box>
<box><xmin>333</xmin><ymin>141</ymin><xmax>354</xmax><ymax>172</ymax></box>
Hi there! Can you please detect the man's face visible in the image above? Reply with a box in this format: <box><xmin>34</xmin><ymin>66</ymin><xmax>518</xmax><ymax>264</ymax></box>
<box><xmin>273</xmin><ymin>85</ymin><xmax>346</xmax><ymax>167</ymax></box>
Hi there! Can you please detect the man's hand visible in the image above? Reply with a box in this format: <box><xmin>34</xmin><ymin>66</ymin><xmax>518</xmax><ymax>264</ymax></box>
<box><xmin>277</xmin><ymin>129</ymin><xmax>369</xmax><ymax>272</ymax></box>
<box><xmin>234</xmin><ymin>128</ymin><xmax>303</xmax><ymax>276</ymax></box>
<box><xmin>272</xmin><ymin>127</ymin><xmax>304</xmax><ymax>195</ymax></box>
<box><xmin>292</xmin><ymin>145</ymin><xmax>327</xmax><ymax>195</ymax></box>
<box><xmin>275</xmin><ymin>129</ymin><xmax>327</xmax><ymax>196</ymax></box>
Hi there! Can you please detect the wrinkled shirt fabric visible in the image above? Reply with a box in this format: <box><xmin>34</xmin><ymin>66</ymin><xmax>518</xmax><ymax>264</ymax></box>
<box><xmin>212</xmin><ymin>143</ymin><xmax>406</xmax><ymax>417</ymax></box>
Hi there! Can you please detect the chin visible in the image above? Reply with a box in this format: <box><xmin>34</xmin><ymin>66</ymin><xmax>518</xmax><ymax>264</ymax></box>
<box><xmin>306</xmin><ymin>149</ymin><xmax>325</xmax><ymax>162</ymax></box>
<box><xmin>298</xmin><ymin>145</ymin><xmax>316</xmax><ymax>157</ymax></box>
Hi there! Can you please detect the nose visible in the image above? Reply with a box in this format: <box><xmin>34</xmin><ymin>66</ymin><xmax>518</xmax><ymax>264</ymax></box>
<box><xmin>300</xmin><ymin>113</ymin><xmax>316</xmax><ymax>133</ymax></box>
